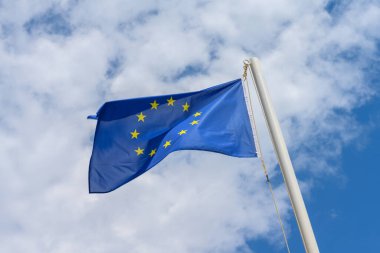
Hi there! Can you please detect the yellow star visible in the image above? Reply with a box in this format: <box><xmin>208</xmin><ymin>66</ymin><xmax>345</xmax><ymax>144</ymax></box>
<box><xmin>150</xmin><ymin>100</ymin><xmax>159</xmax><ymax>110</ymax></box>
<box><xmin>190</xmin><ymin>120</ymin><xmax>199</xmax><ymax>125</ymax></box>
<box><xmin>136</xmin><ymin>112</ymin><xmax>146</xmax><ymax>122</ymax></box>
<box><xmin>134</xmin><ymin>147</ymin><xmax>144</xmax><ymax>156</ymax></box>
<box><xmin>163</xmin><ymin>140</ymin><xmax>171</xmax><ymax>148</ymax></box>
<box><xmin>130</xmin><ymin>129</ymin><xmax>140</xmax><ymax>139</ymax></box>
<box><xmin>149</xmin><ymin>149</ymin><xmax>156</xmax><ymax>157</ymax></box>
<box><xmin>178</xmin><ymin>130</ymin><xmax>187</xmax><ymax>135</ymax></box>
<box><xmin>193</xmin><ymin>112</ymin><xmax>201</xmax><ymax>117</ymax></box>
<box><xmin>182</xmin><ymin>102</ymin><xmax>190</xmax><ymax>112</ymax></box>
<box><xmin>167</xmin><ymin>97</ymin><xmax>175</xmax><ymax>106</ymax></box>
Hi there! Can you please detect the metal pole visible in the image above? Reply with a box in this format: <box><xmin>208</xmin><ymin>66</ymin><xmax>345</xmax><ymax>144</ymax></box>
<box><xmin>248</xmin><ymin>57</ymin><xmax>320</xmax><ymax>253</ymax></box>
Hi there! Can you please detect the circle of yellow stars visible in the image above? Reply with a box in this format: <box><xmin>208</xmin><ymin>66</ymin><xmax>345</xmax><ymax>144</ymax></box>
<box><xmin>129</xmin><ymin>97</ymin><xmax>203</xmax><ymax>157</ymax></box>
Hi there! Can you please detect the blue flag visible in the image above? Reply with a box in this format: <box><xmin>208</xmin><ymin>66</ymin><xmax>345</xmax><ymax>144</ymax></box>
<box><xmin>89</xmin><ymin>79</ymin><xmax>257</xmax><ymax>193</ymax></box>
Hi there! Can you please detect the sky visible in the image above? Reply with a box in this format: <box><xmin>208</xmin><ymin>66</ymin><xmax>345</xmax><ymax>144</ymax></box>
<box><xmin>0</xmin><ymin>0</ymin><xmax>379</xmax><ymax>253</ymax></box>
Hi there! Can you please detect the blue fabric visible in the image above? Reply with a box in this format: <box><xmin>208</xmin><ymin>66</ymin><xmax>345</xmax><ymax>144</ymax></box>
<box><xmin>89</xmin><ymin>79</ymin><xmax>257</xmax><ymax>193</ymax></box>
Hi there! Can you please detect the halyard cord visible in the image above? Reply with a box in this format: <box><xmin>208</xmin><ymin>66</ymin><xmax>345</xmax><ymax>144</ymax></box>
<box><xmin>243</xmin><ymin>60</ymin><xmax>291</xmax><ymax>253</ymax></box>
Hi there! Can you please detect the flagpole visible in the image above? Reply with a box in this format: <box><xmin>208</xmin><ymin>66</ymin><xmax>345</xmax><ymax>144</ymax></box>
<box><xmin>247</xmin><ymin>58</ymin><xmax>320</xmax><ymax>253</ymax></box>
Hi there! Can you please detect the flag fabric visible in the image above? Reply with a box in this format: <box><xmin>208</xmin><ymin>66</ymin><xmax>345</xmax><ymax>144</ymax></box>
<box><xmin>88</xmin><ymin>79</ymin><xmax>257</xmax><ymax>193</ymax></box>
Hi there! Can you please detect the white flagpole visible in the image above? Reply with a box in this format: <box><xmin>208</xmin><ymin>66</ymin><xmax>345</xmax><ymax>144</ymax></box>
<box><xmin>248</xmin><ymin>57</ymin><xmax>320</xmax><ymax>253</ymax></box>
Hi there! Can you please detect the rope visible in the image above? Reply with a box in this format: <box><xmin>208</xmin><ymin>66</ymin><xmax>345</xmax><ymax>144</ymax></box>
<box><xmin>243</xmin><ymin>60</ymin><xmax>291</xmax><ymax>253</ymax></box>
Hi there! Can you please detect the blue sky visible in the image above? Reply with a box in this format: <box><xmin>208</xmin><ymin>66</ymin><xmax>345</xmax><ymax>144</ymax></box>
<box><xmin>0</xmin><ymin>1</ymin><xmax>379</xmax><ymax>253</ymax></box>
<box><xmin>287</xmin><ymin>97</ymin><xmax>380</xmax><ymax>253</ymax></box>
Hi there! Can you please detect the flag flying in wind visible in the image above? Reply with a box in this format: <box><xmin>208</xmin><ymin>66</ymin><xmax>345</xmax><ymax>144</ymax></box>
<box><xmin>88</xmin><ymin>79</ymin><xmax>257</xmax><ymax>193</ymax></box>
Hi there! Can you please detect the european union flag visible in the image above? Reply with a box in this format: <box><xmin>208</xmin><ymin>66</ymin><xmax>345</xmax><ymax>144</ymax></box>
<box><xmin>89</xmin><ymin>79</ymin><xmax>257</xmax><ymax>193</ymax></box>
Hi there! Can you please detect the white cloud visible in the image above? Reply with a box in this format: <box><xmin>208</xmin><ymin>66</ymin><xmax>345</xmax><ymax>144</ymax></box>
<box><xmin>0</xmin><ymin>0</ymin><xmax>378</xmax><ymax>252</ymax></box>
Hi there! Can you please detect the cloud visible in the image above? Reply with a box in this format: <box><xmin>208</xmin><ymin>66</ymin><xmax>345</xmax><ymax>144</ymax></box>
<box><xmin>0</xmin><ymin>0</ymin><xmax>378</xmax><ymax>252</ymax></box>
<box><xmin>24</xmin><ymin>7</ymin><xmax>72</xmax><ymax>36</ymax></box>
